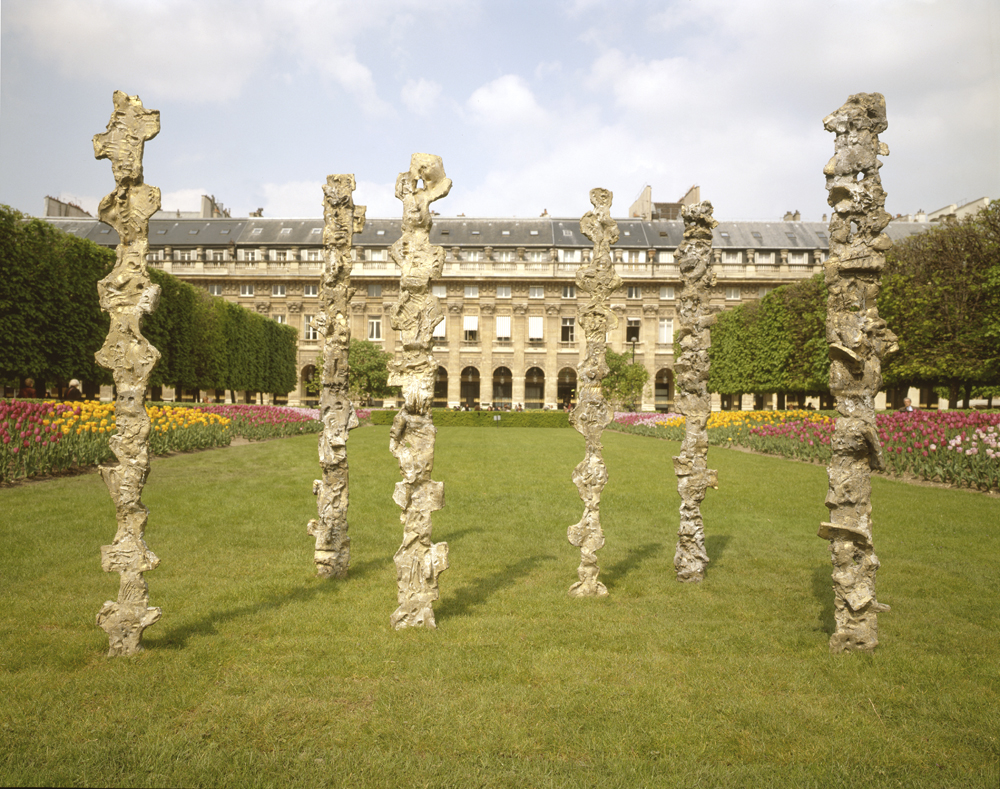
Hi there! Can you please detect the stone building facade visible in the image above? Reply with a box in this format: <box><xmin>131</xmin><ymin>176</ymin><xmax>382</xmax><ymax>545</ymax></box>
<box><xmin>44</xmin><ymin>211</ymin><xmax>929</xmax><ymax>411</ymax></box>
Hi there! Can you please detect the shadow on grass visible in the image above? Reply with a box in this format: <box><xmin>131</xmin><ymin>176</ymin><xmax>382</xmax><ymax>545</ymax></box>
<box><xmin>602</xmin><ymin>542</ymin><xmax>663</xmax><ymax>590</ymax></box>
<box><xmin>812</xmin><ymin>562</ymin><xmax>835</xmax><ymax>635</ymax></box>
<box><xmin>704</xmin><ymin>534</ymin><xmax>732</xmax><ymax>579</ymax></box>
<box><xmin>150</xmin><ymin>556</ymin><xmax>388</xmax><ymax>649</ymax></box>
<box><xmin>436</xmin><ymin>554</ymin><xmax>556</xmax><ymax>620</ymax></box>
<box><xmin>437</xmin><ymin>527</ymin><xmax>482</xmax><ymax>545</ymax></box>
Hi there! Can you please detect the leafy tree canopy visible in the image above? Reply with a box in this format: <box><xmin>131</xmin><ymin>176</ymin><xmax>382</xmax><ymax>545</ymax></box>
<box><xmin>602</xmin><ymin>348</ymin><xmax>649</xmax><ymax>411</ymax></box>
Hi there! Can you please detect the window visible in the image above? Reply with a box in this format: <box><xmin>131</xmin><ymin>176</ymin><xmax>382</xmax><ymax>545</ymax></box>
<box><xmin>432</xmin><ymin>285</ymin><xmax>448</xmax><ymax>298</ymax></box>
<box><xmin>759</xmin><ymin>286</ymin><xmax>774</xmax><ymax>299</ymax></box>
<box><xmin>251</xmin><ymin>228</ymin><xmax>263</xmax><ymax>235</ymax></box>
<box><xmin>376</xmin><ymin>229</ymin><xmax>385</xmax><ymax>236</ymax></box>
<box><xmin>658</xmin><ymin>318</ymin><xmax>674</xmax><ymax>344</ymax></box>
<box><xmin>725</xmin><ymin>287</ymin><xmax>741</xmax><ymax>301</ymax></box>
<box><xmin>471</xmin><ymin>230</ymin><xmax>480</xmax><ymax>235</ymax></box>
<box><xmin>273</xmin><ymin>250</ymin><xmax>287</xmax><ymax>262</ymax></box>
<box><xmin>529</xmin><ymin>286</ymin><xmax>544</xmax><ymax>299</ymax></box>
<box><xmin>465</xmin><ymin>250</ymin><xmax>482</xmax><ymax>262</ymax></box>
<box><xmin>304</xmin><ymin>315</ymin><xmax>318</xmax><ymax>341</ymax></box>
<box><xmin>305</xmin><ymin>249</ymin><xmax>322</xmax><ymax>261</ymax></box>
<box><xmin>368</xmin><ymin>316</ymin><xmax>382</xmax><ymax>341</ymax></box>
<box><xmin>495</xmin><ymin>315</ymin><xmax>511</xmax><ymax>342</ymax></box>
<box><xmin>367</xmin><ymin>249</ymin><xmax>388</xmax><ymax>262</ymax></box>
<box><xmin>626</xmin><ymin>318</ymin><xmax>641</xmax><ymax>343</ymax></box>
<box><xmin>562</xmin><ymin>229</ymin><xmax>573</xmax><ymax>237</ymax></box>
<box><xmin>561</xmin><ymin>317</ymin><xmax>575</xmax><ymax>342</ymax></box>
<box><xmin>174</xmin><ymin>249</ymin><xmax>191</xmax><ymax>261</ymax></box>
<box><xmin>273</xmin><ymin>314</ymin><xmax>286</xmax><ymax>324</ymax></box>
<box><xmin>210</xmin><ymin>249</ymin><xmax>226</xmax><ymax>261</ymax></box>
<box><xmin>658</xmin><ymin>250</ymin><xmax>675</xmax><ymax>263</ymax></box>
<box><xmin>660</xmin><ymin>286</ymin><xmax>675</xmax><ymax>300</ymax></box>
<box><xmin>501</xmin><ymin>230</ymin><xmax>511</xmax><ymax>236</ymax></box>
<box><xmin>789</xmin><ymin>252</ymin><xmax>809</xmax><ymax>267</ymax></box>
<box><xmin>528</xmin><ymin>316</ymin><xmax>544</xmax><ymax>340</ymax></box>
<box><xmin>368</xmin><ymin>284</ymin><xmax>382</xmax><ymax>298</ymax></box>
<box><xmin>497</xmin><ymin>250</ymin><xmax>515</xmax><ymax>262</ymax></box>
<box><xmin>627</xmin><ymin>286</ymin><xmax>642</xmax><ymax>299</ymax></box>
<box><xmin>432</xmin><ymin>316</ymin><xmax>447</xmax><ymax>339</ymax></box>
<box><xmin>722</xmin><ymin>251</ymin><xmax>741</xmax><ymax>265</ymax></box>
<box><xmin>272</xmin><ymin>284</ymin><xmax>285</xmax><ymax>297</ymax></box>
<box><xmin>527</xmin><ymin>250</ymin><xmax>547</xmax><ymax>262</ymax></box>
<box><xmin>310</xmin><ymin>227</ymin><xmax>322</xmax><ymax>235</ymax></box>
<box><xmin>756</xmin><ymin>251</ymin><xmax>775</xmax><ymax>266</ymax></box>
<box><xmin>558</xmin><ymin>249</ymin><xmax>581</xmax><ymax>263</ymax></box>
<box><xmin>208</xmin><ymin>284</ymin><xmax>222</xmax><ymax>296</ymax></box>
<box><xmin>463</xmin><ymin>315</ymin><xmax>479</xmax><ymax>342</ymax></box>
<box><xmin>240</xmin><ymin>284</ymin><xmax>254</xmax><ymax>297</ymax></box>
<box><xmin>280</xmin><ymin>227</ymin><xmax>292</xmax><ymax>235</ymax></box>
<box><xmin>623</xmin><ymin>250</ymin><xmax>646</xmax><ymax>264</ymax></box>
<box><xmin>465</xmin><ymin>285</ymin><xmax>479</xmax><ymax>298</ymax></box>
<box><xmin>496</xmin><ymin>285</ymin><xmax>511</xmax><ymax>299</ymax></box>
<box><xmin>304</xmin><ymin>284</ymin><xmax>318</xmax><ymax>297</ymax></box>
<box><xmin>243</xmin><ymin>249</ymin><xmax>258</xmax><ymax>262</ymax></box>
<box><xmin>562</xmin><ymin>285</ymin><xmax>576</xmax><ymax>299</ymax></box>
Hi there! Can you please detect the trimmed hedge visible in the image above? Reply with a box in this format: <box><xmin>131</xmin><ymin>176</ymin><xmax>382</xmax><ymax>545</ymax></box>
<box><xmin>370</xmin><ymin>409</ymin><xmax>571</xmax><ymax>428</ymax></box>
<box><xmin>1</xmin><ymin>205</ymin><xmax>297</xmax><ymax>397</ymax></box>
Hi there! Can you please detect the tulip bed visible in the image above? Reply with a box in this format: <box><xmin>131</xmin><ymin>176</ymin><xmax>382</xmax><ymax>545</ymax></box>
<box><xmin>0</xmin><ymin>400</ymin><xmax>322</xmax><ymax>484</ymax></box>
<box><xmin>199</xmin><ymin>403</ymin><xmax>322</xmax><ymax>441</ymax></box>
<box><xmin>612</xmin><ymin>408</ymin><xmax>1000</xmax><ymax>492</ymax></box>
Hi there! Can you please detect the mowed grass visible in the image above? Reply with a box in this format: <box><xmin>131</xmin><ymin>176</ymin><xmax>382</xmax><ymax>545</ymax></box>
<box><xmin>0</xmin><ymin>427</ymin><xmax>997</xmax><ymax>788</ymax></box>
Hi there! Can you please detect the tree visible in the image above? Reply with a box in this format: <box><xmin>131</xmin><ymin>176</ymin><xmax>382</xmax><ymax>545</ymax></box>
<box><xmin>601</xmin><ymin>348</ymin><xmax>649</xmax><ymax>411</ymax></box>
<box><xmin>306</xmin><ymin>339</ymin><xmax>398</xmax><ymax>405</ymax></box>
<box><xmin>880</xmin><ymin>201</ymin><xmax>1000</xmax><ymax>407</ymax></box>
<box><xmin>708</xmin><ymin>274</ymin><xmax>829</xmax><ymax>401</ymax></box>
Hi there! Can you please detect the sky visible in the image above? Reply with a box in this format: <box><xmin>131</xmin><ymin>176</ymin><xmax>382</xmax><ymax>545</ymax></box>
<box><xmin>1</xmin><ymin>0</ymin><xmax>998</xmax><ymax>222</ymax></box>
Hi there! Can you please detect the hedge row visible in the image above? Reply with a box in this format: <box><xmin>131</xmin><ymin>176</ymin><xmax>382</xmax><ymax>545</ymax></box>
<box><xmin>709</xmin><ymin>274</ymin><xmax>829</xmax><ymax>396</ymax></box>
<box><xmin>0</xmin><ymin>206</ymin><xmax>298</xmax><ymax>397</ymax></box>
<box><xmin>370</xmin><ymin>409</ymin><xmax>571</xmax><ymax>428</ymax></box>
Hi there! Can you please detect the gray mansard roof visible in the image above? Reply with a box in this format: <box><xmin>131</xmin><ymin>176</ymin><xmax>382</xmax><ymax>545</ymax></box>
<box><xmin>42</xmin><ymin>215</ymin><xmax>931</xmax><ymax>250</ymax></box>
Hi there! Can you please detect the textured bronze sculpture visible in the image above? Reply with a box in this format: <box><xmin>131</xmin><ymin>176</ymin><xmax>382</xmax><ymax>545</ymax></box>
<box><xmin>387</xmin><ymin>154</ymin><xmax>451</xmax><ymax>629</ymax></box>
<box><xmin>818</xmin><ymin>93</ymin><xmax>896</xmax><ymax>653</ymax></box>
<box><xmin>567</xmin><ymin>188</ymin><xmax>622</xmax><ymax>597</ymax></box>
<box><xmin>92</xmin><ymin>91</ymin><xmax>163</xmax><ymax>656</ymax></box>
<box><xmin>307</xmin><ymin>175</ymin><xmax>366</xmax><ymax>578</ymax></box>
<box><xmin>673</xmin><ymin>201</ymin><xmax>719</xmax><ymax>583</ymax></box>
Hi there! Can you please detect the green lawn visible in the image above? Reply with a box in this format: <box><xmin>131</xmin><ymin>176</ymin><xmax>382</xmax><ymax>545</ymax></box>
<box><xmin>1</xmin><ymin>427</ymin><xmax>997</xmax><ymax>788</ymax></box>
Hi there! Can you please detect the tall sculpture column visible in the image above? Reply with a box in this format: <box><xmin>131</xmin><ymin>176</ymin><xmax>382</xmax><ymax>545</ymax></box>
<box><xmin>387</xmin><ymin>154</ymin><xmax>452</xmax><ymax>629</ymax></box>
<box><xmin>673</xmin><ymin>202</ymin><xmax>719</xmax><ymax>584</ymax></box>
<box><xmin>818</xmin><ymin>93</ymin><xmax>896</xmax><ymax>653</ymax></box>
<box><xmin>567</xmin><ymin>188</ymin><xmax>622</xmax><ymax>598</ymax></box>
<box><xmin>92</xmin><ymin>91</ymin><xmax>163</xmax><ymax>656</ymax></box>
<box><xmin>307</xmin><ymin>175</ymin><xmax>366</xmax><ymax>578</ymax></box>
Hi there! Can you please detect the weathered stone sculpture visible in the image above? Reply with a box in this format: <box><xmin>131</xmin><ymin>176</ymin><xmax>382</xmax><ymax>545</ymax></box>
<box><xmin>818</xmin><ymin>93</ymin><xmax>897</xmax><ymax>653</ymax></box>
<box><xmin>307</xmin><ymin>175</ymin><xmax>366</xmax><ymax>578</ymax></box>
<box><xmin>673</xmin><ymin>201</ymin><xmax>719</xmax><ymax>583</ymax></box>
<box><xmin>386</xmin><ymin>154</ymin><xmax>451</xmax><ymax>629</ymax></box>
<box><xmin>92</xmin><ymin>91</ymin><xmax>162</xmax><ymax>656</ymax></box>
<box><xmin>567</xmin><ymin>188</ymin><xmax>622</xmax><ymax>597</ymax></box>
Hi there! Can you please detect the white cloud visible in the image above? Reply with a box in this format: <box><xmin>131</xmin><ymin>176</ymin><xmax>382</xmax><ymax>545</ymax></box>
<box><xmin>159</xmin><ymin>188</ymin><xmax>211</xmax><ymax>213</ymax></box>
<box><xmin>401</xmin><ymin>79</ymin><xmax>443</xmax><ymax>116</ymax></box>
<box><xmin>466</xmin><ymin>75</ymin><xmax>549</xmax><ymax>127</ymax></box>
<box><xmin>5</xmin><ymin>0</ymin><xmax>270</xmax><ymax>103</ymax></box>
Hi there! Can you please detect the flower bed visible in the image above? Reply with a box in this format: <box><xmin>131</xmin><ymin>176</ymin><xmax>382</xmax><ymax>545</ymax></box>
<box><xmin>1</xmin><ymin>401</ymin><xmax>322</xmax><ymax>483</ymax></box>
<box><xmin>611</xmin><ymin>408</ymin><xmax>1000</xmax><ymax>492</ymax></box>
<box><xmin>199</xmin><ymin>404</ymin><xmax>322</xmax><ymax>441</ymax></box>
